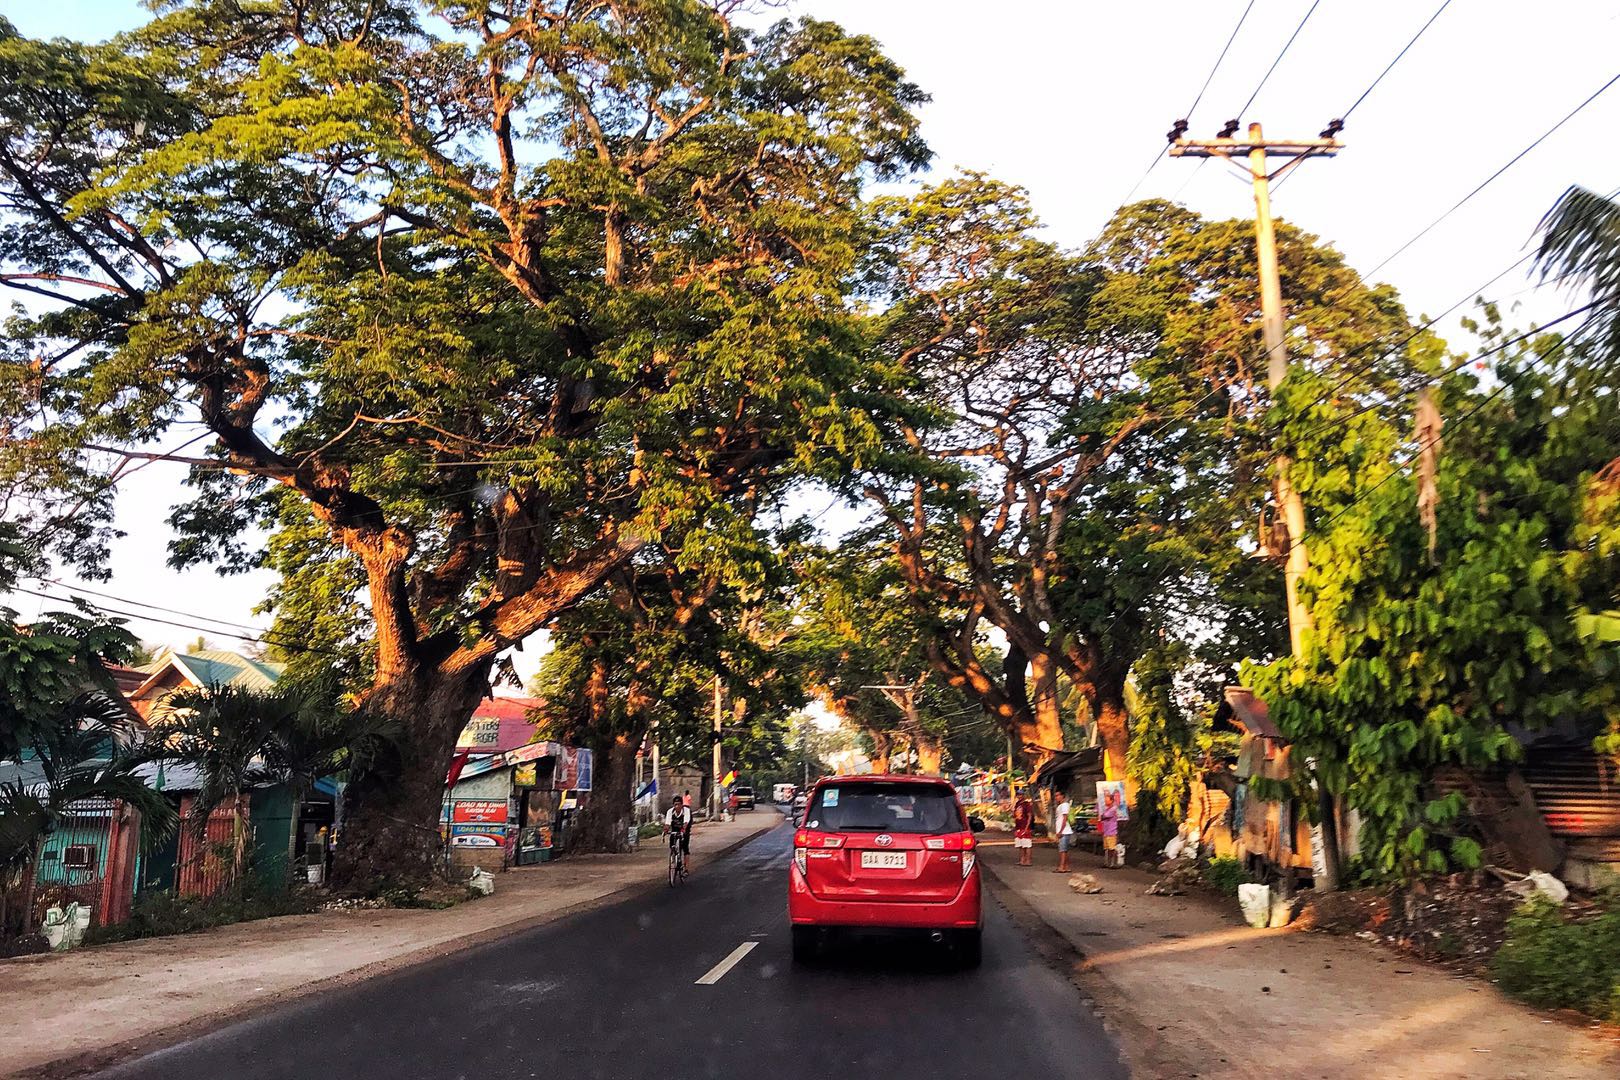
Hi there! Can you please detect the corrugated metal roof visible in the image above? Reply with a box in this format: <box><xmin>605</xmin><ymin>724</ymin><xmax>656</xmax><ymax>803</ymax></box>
<box><xmin>1521</xmin><ymin>748</ymin><xmax>1620</xmax><ymax>863</ymax></box>
<box><xmin>168</xmin><ymin>649</ymin><xmax>284</xmax><ymax>691</ymax></box>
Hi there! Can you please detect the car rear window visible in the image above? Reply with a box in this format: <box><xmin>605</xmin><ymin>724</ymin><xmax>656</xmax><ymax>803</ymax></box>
<box><xmin>804</xmin><ymin>783</ymin><xmax>962</xmax><ymax>834</ymax></box>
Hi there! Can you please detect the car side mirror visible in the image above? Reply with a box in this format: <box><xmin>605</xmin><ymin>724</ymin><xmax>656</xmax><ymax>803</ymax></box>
<box><xmin>969</xmin><ymin>816</ymin><xmax>985</xmax><ymax>833</ymax></box>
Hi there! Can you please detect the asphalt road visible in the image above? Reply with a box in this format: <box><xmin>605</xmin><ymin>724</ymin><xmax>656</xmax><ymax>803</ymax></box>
<box><xmin>97</xmin><ymin>812</ymin><xmax>1126</xmax><ymax>1080</ymax></box>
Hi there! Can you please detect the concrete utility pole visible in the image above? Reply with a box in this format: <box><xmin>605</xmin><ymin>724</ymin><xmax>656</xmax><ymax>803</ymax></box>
<box><xmin>1169</xmin><ymin>119</ymin><xmax>1344</xmax><ymax>891</ymax></box>
<box><xmin>712</xmin><ymin>675</ymin><xmax>724</xmax><ymax>821</ymax></box>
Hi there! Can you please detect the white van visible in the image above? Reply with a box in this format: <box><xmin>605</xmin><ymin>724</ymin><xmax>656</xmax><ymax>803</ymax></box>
<box><xmin>772</xmin><ymin>782</ymin><xmax>796</xmax><ymax>804</ymax></box>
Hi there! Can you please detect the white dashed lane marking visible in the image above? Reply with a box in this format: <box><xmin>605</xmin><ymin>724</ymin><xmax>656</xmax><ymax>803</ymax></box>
<box><xmin>695</xmin><ymin>941</ymin><xmax>758</xmax><ymax>985</ymax></box>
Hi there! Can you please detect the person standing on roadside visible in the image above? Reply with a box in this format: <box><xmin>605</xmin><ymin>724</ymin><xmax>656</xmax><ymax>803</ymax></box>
<box><xmin>1013</xmin><ymin>788</ymin><xmax>1035</xmax><ymax>867</ymax></box>
<box><xmin>1054</xmin><ymin>790</ymin><xmax>1074</xmax><ymax>873</ymax></box>
<box><xmin>1100</xmin><ymin>787</ymin><xmax>1122</xmax><ymax>868</ymax></box>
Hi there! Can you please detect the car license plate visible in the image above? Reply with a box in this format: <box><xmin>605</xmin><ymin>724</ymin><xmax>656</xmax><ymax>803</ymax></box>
<box><xmin>860</xmin><ymin>851</ymin><xmax>907</xmax><ymax>869</ymax></box>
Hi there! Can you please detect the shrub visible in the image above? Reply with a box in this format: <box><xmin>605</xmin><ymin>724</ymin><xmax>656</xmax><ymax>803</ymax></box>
<box><xmin>1202</xmin><ymin>856</ymin><xmax>1255</xmax><ymax>897</ymax></box>
<box><xmin>637</xmin><ymin>821</ymin><xmax>664</xmax><ymax>840</ymax></box>
<box><xmin>1491</xmin><ymin>894</ymin><xmax>1620</xmax><ymax>1020</ymax></box>
<box><xmin>85</xmin><ymin>884</ymin><xmax>320</xmax><ymax>945</ymax></box>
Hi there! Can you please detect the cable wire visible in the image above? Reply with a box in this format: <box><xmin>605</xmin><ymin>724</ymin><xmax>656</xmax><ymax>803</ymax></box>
<box><xmin>1235</xmin><ymin>0</ymin><xmax>1324</xmax><ymax>122</ymax></box>
<box><xmin>1186</xmin><ymin>0</ymin><xmax>1259</xmax><ymax>122</ymax></box>
<box><xmin>1284</xmin><ymin>298</ymin><xmax>1599</xmax><ymax>554</ymax></box>
<box><xmin>1339</xmin><ymin>0</ymin><xmax>1452</xmax><ymax>123</ymax></box>
<box><xmin>1365</xmin><ymin>70</ymin><xmax>1620</xmax><ymax>280</ymax></box>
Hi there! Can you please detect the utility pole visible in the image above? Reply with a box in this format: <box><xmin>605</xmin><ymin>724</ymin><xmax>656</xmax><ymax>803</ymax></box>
<box><xmin>712</xmin><ymin>674</ymin><xmax>724</xmax><ymax>821</ymax></box>
<box><xmin>649</xmin><ymin>719</ymin><xmax>660</xmax><ymax>814</ymax></box>
<box><xmin>1169</xmin><ymin>118</ymin><xmax>1344</xmax><ymax>891</ymax></box>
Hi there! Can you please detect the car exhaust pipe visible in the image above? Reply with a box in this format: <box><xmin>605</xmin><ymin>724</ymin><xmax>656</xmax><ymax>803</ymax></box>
<box><xmin>929</xmin><ymin>930</ymin><xmax>944</xmax><ymax>944</ymax></box>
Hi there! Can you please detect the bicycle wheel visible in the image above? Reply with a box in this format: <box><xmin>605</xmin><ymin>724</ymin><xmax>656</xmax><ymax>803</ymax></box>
<box><xmin>668</xmin><ymin>847</ymin><xmax>680</xmax><ymax>886</ymax></box>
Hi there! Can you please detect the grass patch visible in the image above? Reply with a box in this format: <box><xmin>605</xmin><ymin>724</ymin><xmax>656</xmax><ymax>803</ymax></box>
<box><xmin>1491</xmin><ymin>893</ymin><xmax>1620</xmax><ymax>1021</ymax></box>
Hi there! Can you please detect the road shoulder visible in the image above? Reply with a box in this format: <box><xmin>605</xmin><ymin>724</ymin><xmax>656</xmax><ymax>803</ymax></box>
<box><xmin>2</xmin><ymin>814</ymin><xmax>779</xmax><ymax>1080</ymax></box>
<box><xmin>980</xmin><ymin>839</ymin><xmax>1620</xmax><ymax>1080</ymax></box>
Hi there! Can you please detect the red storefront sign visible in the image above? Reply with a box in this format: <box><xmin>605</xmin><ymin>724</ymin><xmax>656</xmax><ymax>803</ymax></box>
<box><xmin>451</xmin><ymin>800</ymin><xmax>509</xmax><ymax>824</ymax></box>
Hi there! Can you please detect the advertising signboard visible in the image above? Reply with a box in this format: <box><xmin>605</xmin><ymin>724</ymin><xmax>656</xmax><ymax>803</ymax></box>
<box><xmin>450</xmin><ymin>823</ymin><xmax>505</xmax><ymax>848</ymax></box>
<box><xmin>451</xmin><ymin>800</ymin><xmax>509</xmax><ymax>824</ymax></box>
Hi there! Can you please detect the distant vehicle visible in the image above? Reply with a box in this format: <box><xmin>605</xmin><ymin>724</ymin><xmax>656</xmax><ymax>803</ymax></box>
<box><xmin>772</xmin><ymin>782</ymin><xmax>796</xmax><ymax>804</ymax></box>
<box><xmin>733</xmin><ymin>785</ymin><xmax>755</xmax><ymax>810</ymax></box>
<box><xmin>791</xmin><ymin>791</ymin><xmax>808</xmax><ymax>819</ymax></box>
<box><xmin>788</xmin><ymin>774</ymin><xmax>985</xmax><ymax>968</ymax></box>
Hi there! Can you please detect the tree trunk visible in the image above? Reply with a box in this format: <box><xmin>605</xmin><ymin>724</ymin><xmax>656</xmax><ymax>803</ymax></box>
<box><xmin>331</xmin><ymin>661</ymin><xmax>492</xmax><ymax>893</ymax></box>
<box><xmin>1026</xmin><ymin>650</ymin><xmax>1067</xmax><ymax>759</ymax></box>
<box><xmin>915</xmin><ymin>735</ymin><xmax>944</xmax><ymax>776</ymax></box>
<box><xmin>565</xmin><ymin>732</ymin><xmax>638</xmax><ymax>854</ymax></box>
<box><xmin>1093</xmin><ymin>676</ymin><xmax>1133</xmax><ymax>801</ymax></box>
<box><xmin>18</xmin><ymin>836</ymin><xmax>43</xmax><ymax>937</ymax></box>
<box><xmin>868</xmin><ymin>730</ymin><xmax>892</xmax><ymax>774</ymax></box>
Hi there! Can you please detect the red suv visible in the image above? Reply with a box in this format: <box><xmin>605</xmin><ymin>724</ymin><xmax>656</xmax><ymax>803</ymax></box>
<box><xmin>787</xmin><ymin>774</ymin><xmax>985</xmax><ymax>967</ymax></box>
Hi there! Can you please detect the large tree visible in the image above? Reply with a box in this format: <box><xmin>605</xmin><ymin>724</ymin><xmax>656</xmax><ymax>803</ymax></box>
<box><xmin>0</xmin><ymin>5</ymin><xmax>927</xmax><ymax>887</ymax></box>
<box><xmin>855</xmin><ymin>180</ymin><xmax>1424</xmax><ymax>781</ymax></box>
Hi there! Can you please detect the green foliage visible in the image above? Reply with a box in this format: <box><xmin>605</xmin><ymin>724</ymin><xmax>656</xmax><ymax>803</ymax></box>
<box><xmin>1248</xmin><ymin>313</ymin><xmax>1620</xmax><ymax>878</ymax></box>
<box><xmin>1492</xmin><ymin>895</ymin><xmax>1620</xmax><ymax>1021</ymax></box>
<box><xmin>0</xmin><ymin>603</ymin><xmax>140</xmax><ymax>760</ymax></box>
<box><xmin>1202</xmin><ymin>856</ymin><xmax>1255</xmax><ymax>897</ymax></box>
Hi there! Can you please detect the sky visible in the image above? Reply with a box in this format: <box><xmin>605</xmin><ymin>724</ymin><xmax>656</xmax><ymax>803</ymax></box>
<box><xmin>3</xmin><ymin>0</ymin><xmax>1618</xmax><ymax>685</ymax></box>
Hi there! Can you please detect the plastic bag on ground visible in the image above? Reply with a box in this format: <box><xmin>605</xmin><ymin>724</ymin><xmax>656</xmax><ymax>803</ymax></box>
<box><xmin>467</xmin><ymin>867</ymin><xmax>495</xmax><ymax>896</ymax></box>
<box><xmin>1505</xmin><ymin>870</ymin><xmax>1568</xmax><ymax>905</ymax></box>
<box><xmin>1238</xmin><ymin>883</ymin><xmax>1272</xmax><ymax>928</ymax></box>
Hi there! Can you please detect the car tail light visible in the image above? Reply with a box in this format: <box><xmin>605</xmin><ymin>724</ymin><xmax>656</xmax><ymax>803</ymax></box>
<box><xmin>794</xmin><ymin>846</ymin><xmax>807</xmax><ymax>876</ymax></box>
<box><xmin>962</xmin><ymin>851</ymin><xmax>976</xmax><ymax>879</ymax></box>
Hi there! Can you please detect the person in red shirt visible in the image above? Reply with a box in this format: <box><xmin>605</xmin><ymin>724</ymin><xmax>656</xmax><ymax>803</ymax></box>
<box><xmin>1012</xmin><ymin>788</ymin><xmax>1035</xmax><ymax>867</ymax></box>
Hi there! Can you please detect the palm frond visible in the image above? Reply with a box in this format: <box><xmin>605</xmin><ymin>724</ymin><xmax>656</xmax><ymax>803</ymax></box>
<box><xmin>1536</xmin><ymin>185</ymin><xmax>1620</xmax><ymax>357</ymax></box>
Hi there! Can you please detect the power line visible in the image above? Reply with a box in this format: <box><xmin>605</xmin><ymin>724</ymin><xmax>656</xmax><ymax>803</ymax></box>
<box><xmin>1286</xmin><ymin>296</ymin><xmax>1603</xmax><ymax>446</ymax></box>
<box><xmin>1339</xmin><ymin>0</ymin><xmax>1452</xmax><ymax>123</ymax></box>
<box><xmin>8</xmin><ymin>584</ymin><xmax>342</xmax><ymax>657</ymax></box>
<box><xmin>1132</xmin><ymin>173</ymin><xmax>1619</xmax><ymax>455</ymax></box>
<box><xmin>1185</xmin><ymin>0</ymin><xmax>1259</xmax><ymax>123</ymax></box>
<box><xmin>34</xmin><ymin>577</ymin><xmax>273</xmax><ymax>637</ymax></box>
<box><xmin>1271</xmin><ymin>0</ymin><xmax>1452</xmax><ymax>195</ymax></box>
<box><xmin>1234</xmin><ymin>0</ymin><xmax>1324</xmax><ymax>122</ymax></box>
<box><xmin>1155</xmin><ymin>1</ymin><xmax>1260</xmax><ymax>208</ymax></box>
<box><xmin>1364</xmin><ymin>70</ymin><xmax>1620</xmax><ymax>280</ymax></box>
<box><xmin>1285</xmin><ymin>300</ymin><xmax>1598</xmax><ymax>554</ymax></box>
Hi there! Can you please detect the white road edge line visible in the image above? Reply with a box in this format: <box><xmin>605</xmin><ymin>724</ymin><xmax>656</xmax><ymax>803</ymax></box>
<box><xmin>695</xmin><ymin>941</ymin><xmax>759</xmax><ymax>985</ymax></box>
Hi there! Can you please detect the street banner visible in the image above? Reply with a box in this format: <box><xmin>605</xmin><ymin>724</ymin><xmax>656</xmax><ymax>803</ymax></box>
<box><xmin>576</xmin><ymin>747</ymin><xmax>593</xmax><ymax>791</ymax></box>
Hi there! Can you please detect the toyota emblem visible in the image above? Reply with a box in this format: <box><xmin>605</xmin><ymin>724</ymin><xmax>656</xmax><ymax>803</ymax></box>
<box><xmin>874</xmin><ymin>834</ymin><xmax>893</xmax><ymax>847</ymax></box>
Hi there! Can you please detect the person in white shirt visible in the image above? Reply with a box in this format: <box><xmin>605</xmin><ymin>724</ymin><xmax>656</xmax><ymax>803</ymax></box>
<box><xmin>1055</xmin><ymin>794</ymin><xmax>1074</xmax><ymax>873</ymax></box>
<box><xmin>664</xmin><ymin>797</ymin><xmax>693</xmax><ymax>869</ymax></box>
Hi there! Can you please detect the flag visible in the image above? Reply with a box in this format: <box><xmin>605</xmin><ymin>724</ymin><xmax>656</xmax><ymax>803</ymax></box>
<box><xmin>635</xmin><ymin>779</ymin><xmax>657</xmax><ymax>801</ymax></box>
<box><xmin>721</xmin><ymin>770</ymin><xmax>736</xmax><ymax>788</ymax></box>
<box><xmin>446</xmin><ymin>748</ymin><xmax>472</xmax><ymax>788</ymax></box>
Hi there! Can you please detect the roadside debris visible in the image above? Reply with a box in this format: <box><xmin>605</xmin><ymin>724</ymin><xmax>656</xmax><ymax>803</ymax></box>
<box><xmin>1503</xmin><ymin>870</ymin><xmax>1569</xmax><ymax>905</ymax></box>
<box><xmin>1069</xmin><ymin>873</ymin><xmax>1104</xmax><ymax>894</ymax></box>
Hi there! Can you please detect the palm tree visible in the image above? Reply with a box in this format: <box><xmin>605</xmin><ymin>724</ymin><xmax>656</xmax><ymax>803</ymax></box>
<box><xmin>256</xmin><ymin>677</ymin><xmax>400</xmax><ymax>873</ymax></box>
<box><xmin>0</xmin><ymin>694</ymin><xmax>175</xmax><ymax>937</ymax></box>
<box><xmin>159</xmin><ymin>684</ymin><xmax>299</xmax><ymax>894</ymax></box>
<box><xmin>1536</xmin><ymin>185</ymin><xmax>1620</xmax><ymax>357</ymax></box>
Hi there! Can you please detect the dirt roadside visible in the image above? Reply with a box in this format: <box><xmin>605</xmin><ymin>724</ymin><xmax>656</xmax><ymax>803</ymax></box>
<box><xmin>981</xmin><ymin>840</ymin><xmax>1620</xmax><ymax>1080</ymax></box>
<box><xmin>2</xmin><ymin>814</ymin><xmax>780</xmax><ymax>1080</ymax></box>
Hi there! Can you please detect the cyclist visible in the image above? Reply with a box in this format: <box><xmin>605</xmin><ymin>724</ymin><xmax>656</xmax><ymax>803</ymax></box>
<box><xmin>664</xmin><ymin>794</ymin><xmax>693</xmax><ymax>874</ymax></box>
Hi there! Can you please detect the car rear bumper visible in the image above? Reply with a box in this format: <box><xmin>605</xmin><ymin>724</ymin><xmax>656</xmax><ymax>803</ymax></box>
<box><xmin>788</xmin><ymin>866</ymin><xmax>982</xmax><ymax>929</ymax></box>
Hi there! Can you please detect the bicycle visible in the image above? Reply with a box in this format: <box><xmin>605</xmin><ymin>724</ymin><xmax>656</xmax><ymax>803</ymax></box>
<box><xmin>667</xmin><ymin>832</ymin><xmax>689</xmax><ymax>886</ymax></box>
